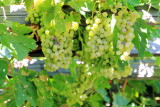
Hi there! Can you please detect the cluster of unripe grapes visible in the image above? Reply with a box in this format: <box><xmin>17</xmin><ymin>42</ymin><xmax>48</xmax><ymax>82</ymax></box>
<box><xmin>84</xmin><ymin>2</ymin><xmax>140</xmax><ymax>79</ymax></box>
<box><xmin>37</xmin><ymin>22</ymin><xmax>78</xmax><ymax>71</ymax></box>
<box><xmin>25</xmin><ymin>8</ymin><xmax>44</xmax><ymax>26</ymax></box>
<box><xmin>85</xmin><ymin>12</ymin><xmax>111</xmax><ymax>59</ymax></box>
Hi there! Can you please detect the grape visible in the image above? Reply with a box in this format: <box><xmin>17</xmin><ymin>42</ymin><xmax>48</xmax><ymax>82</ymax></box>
<box><xmin>25</xmin><ymin>8</ymin><xmax>43</xmax><ymax>25</ymax></box>
<box><xmin>82</xmin><ymin>1</ymin><xmax>141</xmax><ymax>80</ymax></box>
<box><xmin>38</xmin><ymin>23</ymin><xmax>78</xmax><ymax>71</ymax></box>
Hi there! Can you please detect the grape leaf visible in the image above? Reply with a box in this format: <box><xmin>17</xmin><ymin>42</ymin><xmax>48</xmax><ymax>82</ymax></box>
<box><xmin>126</xmin><ymin>0</ymin><xmax>141</xmax><ymax>10</ymax></box>
<box><xmin>3</xmin><ymin>20</ymin><xmax>32</xmax><ymax>35</ymax></box>
<box><xmin>55</xmin><ymin>15</ymin><xmax>66</xmax><ymax>33</ymax></box>
<box><xmin>15</xmin><ymin>68</ymin><xmax>37</xmax><ymax>107</ymax></box>
<box><xmin>128</xmin><ymin>80</ymin><xmax>146</xmax><ymax>94</ymax></box>
<box><xmin>112</xmin><ymin>94</ymin><xmax>130</xmax><ymax>106</ymax></box>
<box><xmin>113</xmin><ymin>25</ymin><xmax>119</xmax><ymax>52</ymax></box>
<box><xmin>132</xmin><ymin>18</ymin><xmax>150</xmax><ymax>58</ymax></box>
<box><xmin>97</xmin><ymin>88</ymin><xmax>110</xmax><ymax>103</ymax></box>
<box><xmin>24</xmin><ymin>0</ymin><xmax>34</xmax><ymax>11</ymax></box>
<box><xmin>0</xmin><ymin>23</ymin><xmax>7</xmax><ymax>33</ymax></box>
<box><xmin>38</xmin><ymin>0</ymin><xmax>52</xmax><ymax>11</ymax></box>
<box><xmin>33</xmin><ymin>71</ymin><xmax>56</xmax><ymax>107</ymax></box>
<box><xmin>89</xmin><ymin>94</ymin><xmax>106</xmax><ymax>107</ymax></box>
<box><xmin>43</xmin><ymin>6</ymin><xmax>55</xmax><ymax>26</ymax></box>
<box><xmin>124</xmin><ymin>85</ymin><xmax>138</xmax><ymax>98</ymax></box>
<box><xmin>67</xmin><ymin>0</ymin><xmax>94</xmax><ymax>16</ymax></box>
<box><xmin>1</xmin><ymin>34</ymin><xmax>36</xmax><ymax>60</ymax></box>
<box><xmin>0</xmin><ymin>60</ymin><xmax>8</xmax><ymax>88</ymax></box>
<box><xmin>94</xmin><ymin>77</ymin><xmax>111</xmax><ymax>89</ymax></box>
<box><xmin>72</xmin><ymin>13</ymin><xmax>81</xmax><ymax>23</ymax></box>
<box><xmin>94</xmin><ymin>77</ymin><xmax>111</xmax><ymax>103</ymax></box>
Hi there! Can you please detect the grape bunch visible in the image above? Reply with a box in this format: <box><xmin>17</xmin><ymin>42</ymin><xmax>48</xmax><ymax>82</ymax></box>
<box><xmin>25</xmin><ymin>8</ymin><xmax>43</xmax><ymax>26</ymax></box>
<box><xmin>38</xmin><ymin>22</ymin><xmax>78</xmax><ymax>71</ymax></box>
<box><xmin>84</xmin><ymin>12</ymin><xmax>111</xmax><ymax>59</ymax></box>
<box><xmin>115</xmin><ymin>5</ymin><xmax>140</xmax><ymax>61</ymax></box>
<box><xmin>83</xmin><ymin>2</ymin><xmax>140</xmax><ymax>79</ymax></box>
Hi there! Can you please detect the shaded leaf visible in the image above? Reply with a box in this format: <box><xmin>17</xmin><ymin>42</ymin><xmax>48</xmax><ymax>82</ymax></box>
<box><xmin>89</xmin><ymin>94</ymin><xmax>106</xmax><ymax>107</ymax></box>
<box><xmin>112</xmin><ymin>94</ymin><xmax>130</xmax><ymax>106</ymax></box>
<box><xmin>128</xmin><ymin>80</ymin><xmax>146</xmax><ymax>94</ymax></box>
<box><xmin>132</xmin><ymin>18</ymin><xmax>150</xmax><ymax>58</ymax></box>
<box><xmin>0</xmin><ymin>60</ymin><xmax>8</xmax><ymax>88</ymax></box>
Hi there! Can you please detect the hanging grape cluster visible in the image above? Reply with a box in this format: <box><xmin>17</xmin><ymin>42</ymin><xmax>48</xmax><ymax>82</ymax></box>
<box><xmin>37</xmin><ymin>20</ymin><xmax>79</xmax><ymax>71</ymax></box>
<box><xmin>83</xmin><ymin>2</ymin><xmax>140</xmax><ymax>79</ymax></box>
<box><xmin>25</xmin><ymin>8</ymin><xmax>43</xmax><ymax>26</ymax></box>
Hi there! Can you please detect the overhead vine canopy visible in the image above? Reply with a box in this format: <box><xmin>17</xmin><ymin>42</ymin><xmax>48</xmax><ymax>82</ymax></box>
<box><xmin>0</xmin><ymin>0</ymin><xmax>160</xmax><ymax>107</ymax></box>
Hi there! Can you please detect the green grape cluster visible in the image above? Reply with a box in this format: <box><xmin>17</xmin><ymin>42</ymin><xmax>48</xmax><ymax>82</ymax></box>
<box><xmin>115</xmin><ymin>5</ymin><xmax>140</xmax><ymax>61</ymax></box>
<box><xmin>84</xmin><ymin>2</ymin><xmax>140</xmax><ymax>79</ymax></box>
<box><xmin>38</xmin><ymin>22</ymin><xmax>78</xmax><ymax>71</ymax></box>
<box><xmin>25</xmin><ymin>8</ymin><xmax>43</xmax><ymax>25</ymax></box>
<box><xmin>85</xmin><ymin>12</ymin><xmax>111</xmax><ymax>59</ymax></box>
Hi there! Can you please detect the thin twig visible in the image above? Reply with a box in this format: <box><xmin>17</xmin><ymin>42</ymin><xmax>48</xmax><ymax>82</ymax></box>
<box><xmin>122</xmin><ymin>80</ymin><xmax>128</xmax><ymax>93</ymax></box>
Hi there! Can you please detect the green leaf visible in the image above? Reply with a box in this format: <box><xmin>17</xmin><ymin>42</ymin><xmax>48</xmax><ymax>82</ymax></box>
<box><xmin>128</xmin><ymin>80</ymin><xmax>146</xmax><ymax>94</ymax></box>
<box><xmin>6</xmin><ymin>99</ymin><xmax>16</xmax><ymax>107</ymax></box>
<box><xmin>124</xmin><ymin>86</ymin><xmax>138</xmax><ymax>98</ymax></box>
<box><xmin>72</xmin><ymin>13</ymin><xmax>81</xmax><ymax>23</ymax></box>
<box><xmin>0</xmin><ymin>60</ymin><xmax>8</xmax><ymax>88</ymax></box>
<box><xmin>15</xmin><ymin>68</ymin><xmax>37</xmax><ymax>107</ymax></box>
<box><xmin>89</xmin><ymin>94</ymin><xmax>106</xmax><ymax>107</ymax></box>
<box><xmin>52</xmin><ymin>74</ymin><xmax>76</xmax><ymax>94</ymax></box>
<box><xmin>126</xmin><ymin>0</ymin><xmax>141</xmax><ymax>10</ymax></box>
<box><xmin>112</xmin><ymin>94</ymin><xmax>130</xmax><ymax>106</ymax></box>
<box><xmin>132</xmin><ymin>18</ymin><xmax>150</xmax><ymax>58</ymax></box>
<box><xmin>1</xmin><ymin>34</ymin><xmax>37</xmax><ymax>61</ymax></box>
<box><xmin>33</xmin><ymin>71</ymin><xmax>57</xmax><ymax>107</ymax></box>
<box><xmin>0</xmin><ymin>23</ymin><xmax>7</xmax><ymax>34</ymax></box>
<box><xmin>94</xmin><ymin>77</ymin><xmax>111</xmax><ymax>90</ymax></box>
<box><xmin>43</xmin><ymin>6</ymin><xmax>55</xmax><ymax>26</ymax></box>
<box><xmin>24</xmin><ymin>0</ymin><xmax>34</xmax><ymax>11</ymax></box>
<box><xmin>97</xmin><ymin>88</ymin><xmax>110</xmax><ymax>103</ymax></box>
<box><xmin>3</xmin><ymin>20</ymin><xmax>32</xmax><ymax>35</ymax></box>
<box><xmin>94</xmin><ymin>77</ymin><xmax>111</xmax><ymax>103</ymax></box>
<box><xmin>15</xmin><ymin>83</ymin><xmax>29</xmax><ymax>106</ymax></box>
<box><xmin>113</xmin><ymin>25</ymin><xmax>119</xmax><ymax>52</ymax></box>
<box><xmin>55</xmin><ymin>15</ymin><xmax>66</xmax><ymax>33</ymax></box>
<box><xmin>38</xmin><ymin>0</ymin><xmax>52</xmax><ymax>11</ymax></box>
<box><xmin>67</xmin><ymin>0</ymin><xmax>94</xmax><ymax>16</ymax></box>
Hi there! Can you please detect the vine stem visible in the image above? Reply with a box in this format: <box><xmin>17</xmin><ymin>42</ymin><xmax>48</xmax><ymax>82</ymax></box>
<box><xmin>122</xmin><ymin>79</ymin><xmax>128</xmax><ymax>93</ymax></box>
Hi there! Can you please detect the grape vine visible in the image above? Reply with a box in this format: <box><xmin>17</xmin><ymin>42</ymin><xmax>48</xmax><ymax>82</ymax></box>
<box><xmin>0</xmin><ymin>0</ymin><xmax>158</xmax><ymax>107</ymax></box>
